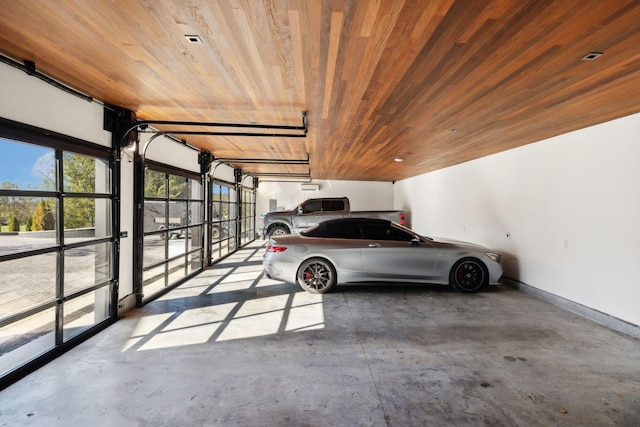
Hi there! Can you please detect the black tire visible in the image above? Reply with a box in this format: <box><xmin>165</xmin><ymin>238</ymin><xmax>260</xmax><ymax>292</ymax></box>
<box><xmin>297</xmin><ymin>258</ymin><xmax>337</xmax><ymax>294</ymax></box>
<box><xmin>449</xmin><ymin>258</ymin><xmax>488</xmax><ymax>293</ymax></box>
<box><xmin>211</xmin><ymin>226</ymin><xmax>220</xmax><ymax>240</ymax></box>
<box><xmin>268</xmin><ymin>225</ymin><xmax>289</xmax><ymax>238</ymax></box>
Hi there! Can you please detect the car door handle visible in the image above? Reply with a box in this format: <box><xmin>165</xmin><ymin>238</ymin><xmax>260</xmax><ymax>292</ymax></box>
<box><xmin>368</xmin><ymin>243</ymin><xmax>381</xmax><ymax>248</ymax></box>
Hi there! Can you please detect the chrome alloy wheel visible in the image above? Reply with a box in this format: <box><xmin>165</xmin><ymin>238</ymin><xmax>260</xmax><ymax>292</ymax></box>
<box><xmin>297</xmin><ymin>258</ymin><xmax>336</xmax><ymax>294</ymax></box>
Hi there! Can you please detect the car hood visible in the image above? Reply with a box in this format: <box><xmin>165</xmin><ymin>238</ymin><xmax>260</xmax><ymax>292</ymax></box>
<box><xmin>429</xmin><ymin>237</ymin><xmax>490</xmax><ymax>250</ymax></box>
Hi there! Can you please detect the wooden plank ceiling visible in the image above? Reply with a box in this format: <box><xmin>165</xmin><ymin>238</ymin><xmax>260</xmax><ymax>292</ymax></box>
<box><xmin>0</xmin><ymin>0</ymin><xmax>639</xmax><ymax>181</ymax></box>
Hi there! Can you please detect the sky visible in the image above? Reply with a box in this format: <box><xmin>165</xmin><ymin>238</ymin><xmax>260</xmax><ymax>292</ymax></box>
<box><xmin>0</xmin><ymin>137</ymin><xmax>54</xmax><ymax>188</ymax></box>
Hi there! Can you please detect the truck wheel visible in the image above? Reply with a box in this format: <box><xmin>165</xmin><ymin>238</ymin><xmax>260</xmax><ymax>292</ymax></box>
<box><xmin>211</xmin><ymin>226</ymin><xmax>220</xmax><ymax>240</ymax></box>
<box><xmin>268</xmin><ymin>225</ymin><xmax>289</xmax><ymax>238</ymax></box>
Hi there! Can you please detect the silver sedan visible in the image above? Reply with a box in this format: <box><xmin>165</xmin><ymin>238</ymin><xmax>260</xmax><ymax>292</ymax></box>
<box><xmin>263</xmin><ymin>218</ymin><xmax>503</xmax><ymax>294</ymax></box>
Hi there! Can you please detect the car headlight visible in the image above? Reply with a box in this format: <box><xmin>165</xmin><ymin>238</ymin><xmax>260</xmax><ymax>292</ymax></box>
<box><xmin>485</xmin><ymin>252</ymin><xmax>501</xmax><ymax>263</ymax></box>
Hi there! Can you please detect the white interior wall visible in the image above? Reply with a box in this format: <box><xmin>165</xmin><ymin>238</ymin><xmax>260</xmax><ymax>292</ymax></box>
<box><xmin>210</xmin><ymin>161</ymin><xmax>236</xmax><ymax>183</ymax></box>
<box><xmin>256</xmin><ymin>180</ymin><xmax>395</xmax><ymax>217</ymax></box>
<box><xmin>143</xmin><ymin>134</ymin><xmax>200</xmax><ymax>173</ymax></box>
<box><xmin>395</xmin><ymin>113</ymin><xmax>640</xmax><ymax>327</ymax></box>
<box><xmin>0</xmin><ymin>62</ymin><xmax>111</xmax><ymax>147</ymax></box>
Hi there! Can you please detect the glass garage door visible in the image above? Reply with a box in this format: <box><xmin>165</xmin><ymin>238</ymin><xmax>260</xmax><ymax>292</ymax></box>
<box><xmin>0</xmin><ymin>135</ymin><xmax>115</xmax><ymax>385</ymax></box>
<box><xmin>141</xmin><ymin>166</ymin><xmax>204</xmax><ymax>303</ymax></box>
<box><xmin>240</xmin><ymin>187</ymin><xmax>255</xmax><ymax>246</ymax></box>
<box><xmin>210</xmin><ymin>181</ymin><xmax>237</xmax><ymax>263</ymax></box>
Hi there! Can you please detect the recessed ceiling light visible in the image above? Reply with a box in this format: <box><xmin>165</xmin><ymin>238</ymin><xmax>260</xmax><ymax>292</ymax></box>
<box><xmin>581</xmin><ymin>52</ymin><xmax>603</xmax><ymax>61</ymax></box>
<box><xmin>394</xmin><ymin>157</ymin><xmax>404</xmax><ymax>162</ymax></box>
<box><xmin>185</xmin><ymin>35</ymin><xmax>203</xmax><ymax>44</ymax></box>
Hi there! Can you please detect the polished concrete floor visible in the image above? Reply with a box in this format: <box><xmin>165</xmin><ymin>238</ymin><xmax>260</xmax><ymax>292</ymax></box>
<box><xmin>1</xmin><ymin>242</ymin><xmax>639</xmax><ymax>426</ymax></box>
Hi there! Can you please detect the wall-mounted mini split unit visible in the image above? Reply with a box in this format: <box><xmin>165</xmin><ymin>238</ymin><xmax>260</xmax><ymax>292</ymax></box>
<box><xmin>301</xmin><ymin>184</ymin><xmax>319</xmax><ymax>191</ymax></box>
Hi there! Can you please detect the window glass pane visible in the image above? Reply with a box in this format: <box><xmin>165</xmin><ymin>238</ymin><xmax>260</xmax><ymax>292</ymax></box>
<box><xmin>225</xmin><ymin>220</ymin><xmax>236</xmax><ymax>238</ymax></box>
<box><xmin>2</xmin><ymin>195</ymin><xmax>56</xmax><ymax>238</ymax></box>
<box><xmin>143</xmin><ymin>235</ymin><xmax>165</xmax><ymax>267</ymax></box>
<box><xmin>168</xmin><ymin>257</ymin><xmax>186</xmax><ymax>285</ymax></box>
<box><xmin>389</xmin><ymin>227</ymin><xmax>414</xmax><ymax>242</ymax></box>
<box><xmin>143</xmin><ymin>264</ymin><xmax>165</xmax><ymax>296</ymax></box>
<box><xmin>228</xmin><ymin>236</ymin><xmax>237</xmax><ymax>252</ymax></box>
<box><xmin>327</xmin><ymin>221</ymin><xmax>363</xmax><ymax>239</ymax></box>
<box><xmin>167</xmin><ymin>201</ymin><xmax>187</xmax><ymax>230</ymax></box>
<box><xmin>302</xmin><ymin>200</ymin><xmax>321</xmax><ymax>214</ymax></box>
<box><xmin>228</xmin><ymin>200</ymin><xmax>237</xmax><ymax>220</ymax></box>
<box><xmin>322</xmin><ymin>199</ymin><xmax>345</xmax><ymax>211</ymax></box>
<box><xmin>187</xmin><ymin>226</ymin><xmax>203</xmax><ymax>252</ymax></box>
<box><xmin>2</xmin><ymin>196</ymin><xmax>57</xmax><ymax>237</ymax></box>
<box><xmin>168</xmin><ymin>175</ymin><xmax>187</xmax><ymax>199</ymax></box>
<box><xmin>64</xmin><ymin>242</ymin><xmax>111</xmax><ymax>296</ymax></box>
<box><xmin>168</xmin><ymin>233</ymin><xmax>187</xmax><ymax>257</ymax></box>
<box><xmin>212</xmin><ymin>184</ymin><xmax>221</xmax><ymax>200</ymax></box>
<box><xmin>361</xmin><ymin>223</ymin><xmax>394</xmax><ymax>240</ymax></box>
<box><xmin>144</xmin><ymin>200</ymin><xmax>166</xmax><ymax>233</ymax></box>
<box><xmin>64</xmin><ymin>198</ymin><xmax>111</xmax><ymax>243</ymax></box>
<box><xmin>63</xmin><ymin>287</ymin><xmax>110</xmax><ymax>342</ymax></box>
<box><xmin>210</xmin><ymin>242</ymin><xmax>221</xmax><ymax>261</ymax></box>
<box><xmin>0</xmin><ymin>253</ymin><xmax>56</xmax><ymax>319</ymax></box>
<box><xmin>144</xmin><ymin>169</ymin><xmax>166</xmax><ymax>198</ymax></box>
<box><xmin>188</xmin><ymin>251</ymin><xmax>201</xmax><ymax>275</ymax></box>
<box><xmin>189</xmin><ymin>179</ymin><xmax>202</xmax><ymax>200</ymax></box>
<box><xmin>0</xmin><ymin>307</ymin><xmax>56</xmax><ymax>377</ymax></box>
<box><xmin>62</xmin><ymin>152</ymin><xmax>110</xmax><ymax>194</ymax></box>
<box><xmin>211</xmin><ymin>220</ymin><xmax>223</xmax><ymax>242</ymax></box>
<box><xmin>220</xmin><ymin>202</ymin><xmax>229</xmax><ymax>221</ymax></box>
<box><xmin>0</xmin><ymin>197</ymin><xmax>57</xmax><ymax>256</ymax></box>
<box><xmin>188</xmin><ymin>201</ymin><xmax>202</xmax><ymax>225</ymax></box>
<box><xmin>0</xmin><ymin>138</ymin><xmax>55</xmax><ymax>191</ymax></box>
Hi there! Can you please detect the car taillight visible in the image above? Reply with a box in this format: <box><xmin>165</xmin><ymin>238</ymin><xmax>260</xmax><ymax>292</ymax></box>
<box><xmin>399</xmin><ymin>212</ymin><xmax>405</xmax><ymax>226</ymax></box>
<box><xmin>267</xmin><ymin>244</ymin><xmax>287</xmax><ymax>253</ymax></box>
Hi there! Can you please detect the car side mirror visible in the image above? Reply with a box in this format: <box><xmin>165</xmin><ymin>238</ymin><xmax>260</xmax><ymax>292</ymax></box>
<box><xmin>297</xmin><ymin>207</ymin><xmax>303</xmax><ymax>215</ymax></box>
<box><xmin>411</xmin><ymin>238</ymin><xmax>420</xmax><ymax>247</ymax></box>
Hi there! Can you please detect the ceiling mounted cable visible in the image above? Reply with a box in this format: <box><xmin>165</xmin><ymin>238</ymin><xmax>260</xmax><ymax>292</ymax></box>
<box><xmin>119</xmin><ymin>112</ymin><xmax>308</xmax><ymax>149</ymax></box>
<box><xmin>213</xmin><ymin>154</ymin><xmax>309</xmax><ymax>165</ymax></box>
<box><xmin>250</xmin><ymin>171</ymin><xmax>311</xmax><ymax>178</ymax></box>
<box><xmin>0</xmin><ymin>54</ymin><xmax>94</xmax><ymax>102</ymax></box>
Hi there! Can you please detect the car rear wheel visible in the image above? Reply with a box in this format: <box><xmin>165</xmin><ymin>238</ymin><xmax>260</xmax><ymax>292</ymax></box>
<box><xmin>268</xmin><ymin>225</ymin><xmax>289</xmax><ymax>238</ymax></box>
<box><xmin>450</xmin><ymin>258</ymin><xmax>488</xmax><ymax>293</ymax></box>
<box><xmin>297</xmin><ymin>258</ymin><xmax>337</xmax><ymax>294</ymax></box>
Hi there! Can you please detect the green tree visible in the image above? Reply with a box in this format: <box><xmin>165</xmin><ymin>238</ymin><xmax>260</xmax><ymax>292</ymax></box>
<box><xmin>1</xmin><ymin>182</ymin><xmax>42</xmax><ymax>229</ymax></box>
<box><xmin>144</xmin><ymin>171</ymin><xmax>187</xmax><ymax>199</ymax></box>
<box><xmin>25</xmin><ymin>214</ymin><xmax>33</xmax><ymax>231</ymax></box>
<box><xmin>7</xmin><ymin>214</ymin><xmax>20</xmax><ymax>231</ymax></box>
<box><xmin>31</xmin><ymin>199</ymin><xmax>55</xmax><ymax>231</ymax></box>
<box><xmin>64</xmin><ymin>152</ymin><xmax>95</xmax><ymax>193</ymax></box>
<box><xmin>63</xmin><ymin>153</ymin><xmax>97</xmax><ymax>229</ymax></box>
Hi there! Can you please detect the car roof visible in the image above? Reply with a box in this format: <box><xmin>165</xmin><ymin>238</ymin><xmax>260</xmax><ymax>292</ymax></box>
<box><xmin>322</xmin><ymin>217</ymin><xmax>391</xmax><ymax>226</ymax></box>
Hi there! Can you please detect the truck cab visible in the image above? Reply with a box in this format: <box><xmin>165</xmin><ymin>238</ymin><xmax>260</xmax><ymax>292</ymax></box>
<box><xmin>260</xmin><ymin>197</ymin><xmax>350</xmax><ymax>238</ymax></box>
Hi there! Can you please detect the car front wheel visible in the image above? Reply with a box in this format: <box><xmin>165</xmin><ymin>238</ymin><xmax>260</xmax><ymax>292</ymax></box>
<box><xmin>450</xmin><ymin>258</ymin><xmax>488</xmax><ymax>293</ymax></box>
<box><xmin>297</xmin><ymin>258</ymin><xmax>337</xmax><ymax>294</ymax></box>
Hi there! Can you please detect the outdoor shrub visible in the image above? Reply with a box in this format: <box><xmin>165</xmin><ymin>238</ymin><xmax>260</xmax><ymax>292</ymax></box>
<box><xmin>31</xmin><ymin>200</ymin><xmax>55</xmax><ymax>231</ymax></box>
<box><xmin>8</xmin><ymin>214</ymin><xmax>20</xmax><ymax>232</ymax></box>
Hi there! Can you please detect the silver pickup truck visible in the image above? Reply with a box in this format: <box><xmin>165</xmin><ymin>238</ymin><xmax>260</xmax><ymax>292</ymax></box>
<box><xmin>259</xmin><ymin>197</ymin><xmax>405</xmax><ymax>239</ymax></box>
